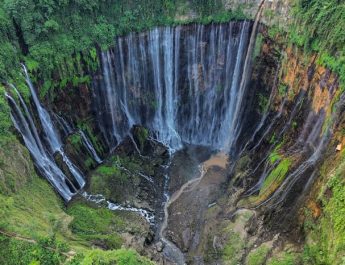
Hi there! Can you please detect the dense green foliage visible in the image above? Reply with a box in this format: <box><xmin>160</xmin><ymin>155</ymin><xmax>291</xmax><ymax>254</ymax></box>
<box><xmin>69</xmin><ymin>248</ymin><xmax>154</xmax><ymax>265</ymax></box>
<box><xmin>90</xmin><ymin>158</ymin><xmax>134</xmax><ymax>202</ymax></box>
<box><xmin>0</xmin><ymin>85</ymin><xmax>13</xmax><ymax>146</ymax></box>
<box><xmin>0</xmin><ymin>0</ymin><xmax>246</xmax><ymax>81</ymax></box>
<box><xmin>222</xmin><ymin>232</ymin><xmax>244</xmax><ymax>265</ymax></box>
<box><xmin>134</xmin><ymin>127</ymin><xmax>149</xmax><ymax>152</ymax></box>
<box><xmin>0</xmin><ymin>170</ymin><xmax>152</xmax><ymax>264</ymax></box>
<box><xmin>67</xmin><ymin>202</ymin><xmax>124</xmax><ymax>250</ymax></box>
<box><xmin>0</xmin><ymin>176</ymin><xmax>70</xmax><ymax>239</ymax></box>
<box><xmin>289</xmin><ymin>0</ymin><xmax>345</xmax><ymax>88</ymax></box>
<box><xmin>0</xmin><ymin>230</ymin><xmax>153</xmax><ymax>265</ymax></box>
<box><xmin>303</xmin><ymin>157</ymin><xmax>345</xmax><ymax>265</ymax></box>
<box><xmin>89</xmin><ymin>154</ymin><xmax>156</xmax><ymax>203</ymax></box>
<box><xmin>0</xmin><ymin>235</ymin><xmax>68</xmax><ymax>265</ymax></box>
<box><xmin>267</xmin><ymin>252</ymin><xmax>299</xmax><ymax>265</ymax></box>
<box><xmin>247</xmin><ymin>245</ymin><xmax>270</xmax><ymax>265</ymax></box>
<box><xmin>0</xmin><ymin>0</ymin><xmax>247</xmax><ymax>148</ymax></box>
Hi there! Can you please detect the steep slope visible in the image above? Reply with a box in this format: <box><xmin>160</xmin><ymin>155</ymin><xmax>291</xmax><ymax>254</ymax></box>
<box><xmin>0</xmin><ymin>0</ymin><xmax>345</xmax><ymax>265</ymax></box>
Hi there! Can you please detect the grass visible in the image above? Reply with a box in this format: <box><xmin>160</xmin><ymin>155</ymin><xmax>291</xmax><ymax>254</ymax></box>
<box><xmin>0</xmin><ymin>140</ymin><xmax>34</xmax><ymax>195</ymax></box>
<box><xmin>89</xmin><ymin>163</ymin><xmax>132</xmax><ymax>203</ymax></box>
<box><xmin>258</xmin><ymin>93</ymin><xmax>269</xmax><ymax>114</ymax></box>
<box><xmin>77</xmin><ymin>122</ymin><xmax>105</xmax><ymax>156</ymax></box>
<box><xmin>0</xmin><ymin>177</ymin><xmax>71</xmax><ymax>241</ymax></box>
<box><xmin>133</xmin><ymin>127</ymin><xmax>149</xmax><ymax>152</ymax></box>
<box><xmin>267</xmin><ymin>252</ymin><xmax>299</xmax><ymax>265</ymax></box>
<box><xmin>269</xmin><ymin>152</ymin><xmax>281</xmax><ymax>164</ymax></box>
<box><xmin>222</xmin><ymin>232</ymin><xmax>245</xmax><ymax>265</ymax></box>
<box><xmin>260</xmin><ymin>158</ymin><xmax>291</xmax><ymax>196</ymax></box>
<box><xmin>70</xmin><ymin>248</ymin><xmax>154</xmax><ymax>265</ymax></box>
<box><xmin>67</xmin><ymin>202</ymin><xmax>125</xmax><ymax>250</ymax></box>
<box><xmin>222</xmin><ymin>211</ymin><xmax>253</xmax><ymax>265</ymax></box>
<box><xmin>246</xmin><ymin>245</ymin><xmax>270</xmax><ymax>265</ymax></box>
<box><xmin>0</xmin><ymin>234</ymin><xmax>69</xmax><ymax>265</ymax></box>
<box><xmin>269</xmin><ymin>142</ymin><xmax>285</xmax><ymax>164</ymax></box>
<box><xmin>0</xmin><ymin>229</ymin><xmax>153</xmax><ymax>265</ymax></box>
<box><xmin>278</xmin><ymin>83</ymin><xmax>288</xmax><ymax>97</ymax></box>
<box><xmin>238</xmin><ymin>157</ymin><xmax>291</xmax><ymax>207</ymax></box>
<box><xmin>88</xmin><ymin>154</ymin><xmax>156</xmax><ymax>203</ymax></box>
<box><xmin>69</xmin><ymin>133</ymin><xmax>83</xmax><ymax>149</ymax></box>
<box><xmin>0</xmin><ymin>171</ymin><xmax>152</xmax><ymax>263</ymax></box>
<box><xmin>303</xmin><ymin>161</ymin><xmax>345</xmax><ymax>264</ymax></box>
<box><xmin>301</xmin><ymin>151</ymin><xmax>345</xmax><ymax>265</ymax></box>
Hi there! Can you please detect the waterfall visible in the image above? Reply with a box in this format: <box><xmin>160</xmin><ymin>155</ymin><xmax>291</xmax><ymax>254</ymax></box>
<box><xmin>6</xmin><ymin>91</ymin><xmax>74</xmax><ymax>201</ymax></box>
<box><xmin>52</xmin><ymin>112</ymin><xmax>102</xmax><ymax>165</ymax></box>
<box><xmin>79</xmin><ymin>130</ymin><xmax>102</xmax><ymax>164</ymax></box>
<box><xmin>83</xmin><ymin>192</ymin><xmax>154</xmax><ymax>224</ymax></box>
<box><xmin>22</xmin><ymin>66</ymin><xmax>85</xmax><ymax>189</ymax></box>
<box><xmin>6</xmin><ymin>71</ymin><xmax>88</xmax><ymax>200</ymax></box>
<box><xmin>253</xmin><ymin>90</ymin><xmax>341</xmax><ymax>208</ymax></box>
<box><xmin>229</xmin><ymin>0</ymin><xmax>266</xmax><ymax>149</ymax></box>
<box><xmin>53</xmin><ymin>113</ymin><xmax>73</xmax><ymax>137</ymax></box>
<box><xmin>6</xmin><ymin>21</ymin><xmax>256</xmax><ymax>203</ymax></box>
<box><xmin>93</xmin><ymin>21</ymin><xmax>253</xmax><ymax>151</ymax></box>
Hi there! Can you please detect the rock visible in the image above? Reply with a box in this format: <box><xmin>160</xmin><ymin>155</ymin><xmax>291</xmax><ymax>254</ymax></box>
<box><xmin>336</xmin><ymin>144</ymin><xmax>342</xmax><ymax>151</ymax></box>
<box><xmin>182</xmin><ymin>228</ymin><xmax>191</xmax><ymax>249</ymax></box>
<box><xmin>145</xmin><ymin>230</ymin><xmax>155</xmax><ymax>245</ymax></box>
<box><xmin>155</xmin><ymin>241</ymin><xmax>165</xmax><ymax>252</ymax></box>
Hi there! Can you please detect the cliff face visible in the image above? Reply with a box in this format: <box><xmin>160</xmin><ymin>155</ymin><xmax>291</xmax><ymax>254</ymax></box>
<box><xmin>0</xmin><ymin>141</ymin><xmax>35</xmax><ymax>194</ymax></box>
<box><xmin>63</xmin><ymin>23</ymin><xmax>345</xmax><ymax>264</ymax></box>
<box><xmin>1</xmin><ymin>1</ymin><xmax>345</xmax><ymax>264</ymax></box>
<box><xmin>224</xmin><ymin>0</ymin><xmax>291</xmax><ymax>25</ymax></box>
<box><xmin>153</xmin><ymin>26</ymin><xmax>345</xmax><ymax>264</ymax></box>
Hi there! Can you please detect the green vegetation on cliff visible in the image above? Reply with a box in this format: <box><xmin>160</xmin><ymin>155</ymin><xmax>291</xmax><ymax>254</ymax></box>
<box><xmin>0</xmin><ymin>137</ymin><xmax>152</xmax><ymax>264</ymax></box>
<box><xmin>290</xmin><ymin>0</ymin><xmax>345</xmax><ymax>88</ymax></box>
<box><xmin>89</xmin><ymin>152</ymin><xmax>158</xmax><ymax>203</ymax></box>
<box><xmin>246</xmin><ymin>245</ymin><xmax>270</xmax><ymax>265</ymax></box>
<box><xmin>69</xmin><ymin>248</ymin><xmax>154</xmax><ymax>265</ymax></box>
<box><xmin>0</xmin><ymin>172</ymin><xmax>152</xmax><ymax>264</ymax></box>
<box><xmin>0</xmin><ymin>85</ymin><xmax>13</xmax><ymax>146</ymax></box>
<box><xmin>302</xmin><ymin>156</ymin><xmax>345</xmax><ymax>265</ymax></box>
<box><xmin>67</xmin><ymin>202</ymin><xmax>124</xmax><ymax>250</ymax></box>
<box><xmin>0</xmin><ymin>235</ymin><xmax>153</xmax><ymax>265</ymax></box>
<box><xmin>0</xmin><ymin>0</ymin><xmax>246</xmax><ymax>82</ymax></box>
<box><xmin>0</xmin><ymin>0</ymin><xmax>247</xmax><ymax>148</ymax></box>
<box><xmin>0</xmin><ymin>234</ymin><xmax>69</xmax><ymax>265</ymax></box>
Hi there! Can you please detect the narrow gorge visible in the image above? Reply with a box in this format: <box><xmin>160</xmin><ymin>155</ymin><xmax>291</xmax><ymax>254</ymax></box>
<box><xmin>0</xmin><ymin>0</ymin><xmax>344</xmax><ymax>264</ymax></box>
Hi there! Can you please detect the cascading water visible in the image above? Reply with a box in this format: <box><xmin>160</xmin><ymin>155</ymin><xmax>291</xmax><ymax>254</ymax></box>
<box><xmin>22</xmin><ymin>66</ymin><xmax>86</xmax><ymax>189</ymax></box>
<box><xmin>7</xmin><ymin>20</ymin><xmax>264</xmax><ymax>264</ymax></box>
<box><xmin>79</xmin><ymin>130</ymin><xmax>102</xmax><ymax>164</ymax></box>
<box><xmin>52</xmin><ymin>112</ymin><xmax>103</xmax><ymax>164</ymax></box>
<box><xmin>6</xmin><ymin>68</ymin><xmax>92</xmax><ymax>201</ymax></box>
<box><xmin>93</xmin><ymin>21</ymin><xmax>253</xmax><ymax>152</ymax></box>
<box><xmin>6</xmin><ymin>90</ymin><xmax>74</xmax><ymax>201</ymax></box>
<box><xmin>83</xmin><ymin>192</ymin><xmax>154</xmax><ymax>224</ymax></box>
<box><xmin>89</xmin><ymin>21</ymin><xmax>259</xmax><ymax>264</ymax></box>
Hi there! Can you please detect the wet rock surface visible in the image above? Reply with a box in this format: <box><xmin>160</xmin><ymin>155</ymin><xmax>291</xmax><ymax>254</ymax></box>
<box><xmin>87</xmin><ymin>125</ymin><xmax>169</xmax><ymax>219</ymax></box>
<box><xmin>162</xmin><ymin>153</ymin><xmax>229</xmax><ymax>263</ymax></box>
<box><xmin>168</xmin><ymin>146</ymin><xmax>213</xmax><ymax>194</ymax></box>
